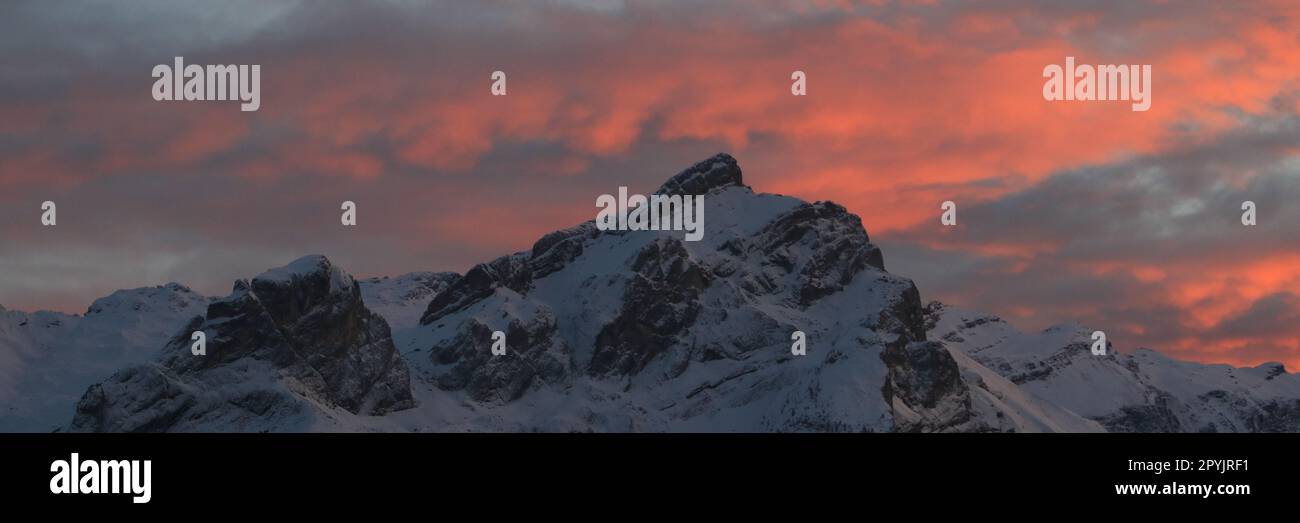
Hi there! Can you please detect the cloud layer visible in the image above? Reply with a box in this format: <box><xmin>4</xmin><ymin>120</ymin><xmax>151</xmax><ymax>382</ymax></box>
<box><xmin>1</xmin><ymin>0</ymin><xmax>1298</xmax><ymax>368</ymax></box>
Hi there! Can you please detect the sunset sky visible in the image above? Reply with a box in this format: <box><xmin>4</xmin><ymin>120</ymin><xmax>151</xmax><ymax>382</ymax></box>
<box><xmin>1</xmin><ymin>0</ymin><xmax>1298</xmax><ymax>369</ymax></box>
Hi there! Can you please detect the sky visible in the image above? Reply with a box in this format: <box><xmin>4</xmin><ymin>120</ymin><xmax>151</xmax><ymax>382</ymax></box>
<box><xmin>1</xmin><ymin>0</ymin><xmax>1298</xmax><ymax>369</ymax></box>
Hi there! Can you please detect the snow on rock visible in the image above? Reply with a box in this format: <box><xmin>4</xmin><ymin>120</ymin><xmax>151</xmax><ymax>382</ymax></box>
<box><xmin>948</xmin><ymin>347</ymin><xmax>1105</xmax><ymax>432</ymax></box>
<box><xmin>68</xmin><ymin>256</ymin><xmax>415</xmax><ymax>432</ymax></box>
<box><xmin>654</xmin><ymin>152</ymin><xmax>746</xmax><ymax>196</ymax></box>
<box><xmin>51</xmin><ymin>153</ymin><xmax>1098</xmax><ymax>433</ymax></box>
<box><xmin>254</xmin><ymin>254</ymin><xmax>356</xmax><ymax>294</ymax></box>
<box><xmin>393</xmin><ymin>153</ymin><xmax>1074</xmax><ymax>432</ymax></box>
<box><xmin>927</xmin><ymin>301</ymin><xmax>1300</xmax><ymax>432</ymax></box>
<box><xmin>0</xmin><ymin>284</ymin><xmax>210</xmax><ymax>432</ymax></box>
<box><xmin>25</xmin><ymin>153</ymin><xmax>1290</xmax><ymax>433</ymax></box>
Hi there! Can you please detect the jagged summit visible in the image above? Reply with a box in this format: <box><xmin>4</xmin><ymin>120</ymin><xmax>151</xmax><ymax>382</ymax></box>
<box><xmin>1256</xmin><ymin>361</ymin><xmax>1288</xmax><ymax>378</ymax></box>
<box><xmin>655</xmin><ymin>152</ymin><xmax>746</xmax><ymax>196</ymax></box>
<box><xmin>252</xmin><ymin>254</ymin><xmax>349</xmax><ymax>288</ymax></box>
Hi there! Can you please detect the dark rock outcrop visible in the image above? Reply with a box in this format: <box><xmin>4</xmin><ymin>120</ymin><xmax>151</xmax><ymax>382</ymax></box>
<box><xmin>70</xmin><ymin>256</ymin><xmax>414</xmax><ymax>432</ymax></box>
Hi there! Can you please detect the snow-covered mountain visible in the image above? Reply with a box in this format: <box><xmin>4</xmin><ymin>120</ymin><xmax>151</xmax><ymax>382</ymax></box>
<box><xmin>0</xmin><ymin>284</ymin><xmax>210</xmax><ymax>431</ymax></box>
<box><xmin>47</xmin><ymin>153</ymin><xmax>1096</xmax><ymax>432</ymax></box>
<box><xmin>0</xmin><ymin>268</ymin><xmax>453</xmax><ymax>432</ymax></box>
<box><xmin>391</xmin><ymin>153</ymin><xmax>1096</xmax><ymax>432</ymax></box>
<box><xmin>69</xmin><ymin>256</ymin><xmax>415</xmax><ymax>432</ymax></box>
<box><xmin>926</xmin><ymin>302</ymin><xmax>1300</xmax><ymax>432</ymax></box>
<box><xmin>3</xmin><ymin>153</ymin><xmax>1294</xmax><ymax>432</ymax></box>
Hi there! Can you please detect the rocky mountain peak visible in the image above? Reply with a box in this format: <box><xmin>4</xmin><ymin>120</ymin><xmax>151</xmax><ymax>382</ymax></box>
<box><xmin>69</xmin><ymin>256</ymin><xmax>415</xmax><ymax>432</ymax></box>
<box><xmin>1255</xmin><ymin>361</ymin><xmax>1287</xmax><ymax>379</ymax></box>
<box><xmin>392</xmin><ymin>153</ymin><xmax>1075</xmax><ymax>431</ymax></box>
<box><xmin>654</xmin><ymin>152</ymin><xmax>746</xmax><ymax>196</ymax></box>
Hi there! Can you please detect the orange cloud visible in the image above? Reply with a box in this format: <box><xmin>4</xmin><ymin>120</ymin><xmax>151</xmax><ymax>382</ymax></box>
<box><xmin>3</xmin><ymin>0</ymin><xmax>1299</xmax><ymax>369</ymax></box>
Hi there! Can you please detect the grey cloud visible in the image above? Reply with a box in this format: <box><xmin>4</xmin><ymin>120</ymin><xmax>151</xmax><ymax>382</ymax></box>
<box><xmin>1211</xmin><ymin>292</ymin><xmax>1300</xmax><ymax>340</ymax></box>
<box><xmin>887</xmin><ymin>109</ymin><xmax>1300</xmax><ymax>265</ymax></box>
<box><xmin>882</xmin><ymin>107</ymin><xmax>1300</xmax><ymax>362</ymax></box>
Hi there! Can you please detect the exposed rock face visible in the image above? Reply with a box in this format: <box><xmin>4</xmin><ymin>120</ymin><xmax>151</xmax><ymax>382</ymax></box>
<box><xmin>69</xmin><ymin>256</ymin><xmax>414</xmax><ymax>432</ymax></box>
<box><xmin>589</xmin><ymin>237</ymin><xmax>709</xmax><ymax>377</ymax></box>
<box><xmin>654</xmin><ymin>152</ymin><xmax>746</xmax><ymax>196</ymax></box>
<box><xmin>927</xmin><ymin>301</ymin><xmax>1300</xmax><ymax>433</ymax></box>
<box><xmin>883</xmin><ymin>341</ymin><xmax>974</xmax><ymax>432</ymax></box>
<box><xmin>428</xmin><ymin>301</ymin><xmax>570</xmax><ymax>405</ymax></box>
<box><xmin>399</xmin><ymin>153</ymin><xmax>1084</xmax><ymax>432</ymax></box>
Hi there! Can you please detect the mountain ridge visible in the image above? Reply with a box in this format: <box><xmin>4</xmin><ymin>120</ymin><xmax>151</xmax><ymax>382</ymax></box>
<box><xmin>925</xmin><ymin>301</ymin><xmax>1300</xmax><ymax>432</ymax></box>
<box><xmin>0</xmin><ymin>153</ymin><xmax>1292</xmax><ymax>432</ymax></box>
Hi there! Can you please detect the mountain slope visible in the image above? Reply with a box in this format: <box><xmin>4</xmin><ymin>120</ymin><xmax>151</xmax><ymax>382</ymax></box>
<box><xmin>926</xmin><ymin>302</ymin><xmax>1300</xmax><ymax>432</ymax></box>
<box><xmin>0</xmin><ymin>284</ymin><xmax>209</xmax><ymax>431</ymax></box>
<box><xmin>360</xmin><ymin>272</ymin><xmax>459</xmax><ymax>331</ymax></box>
